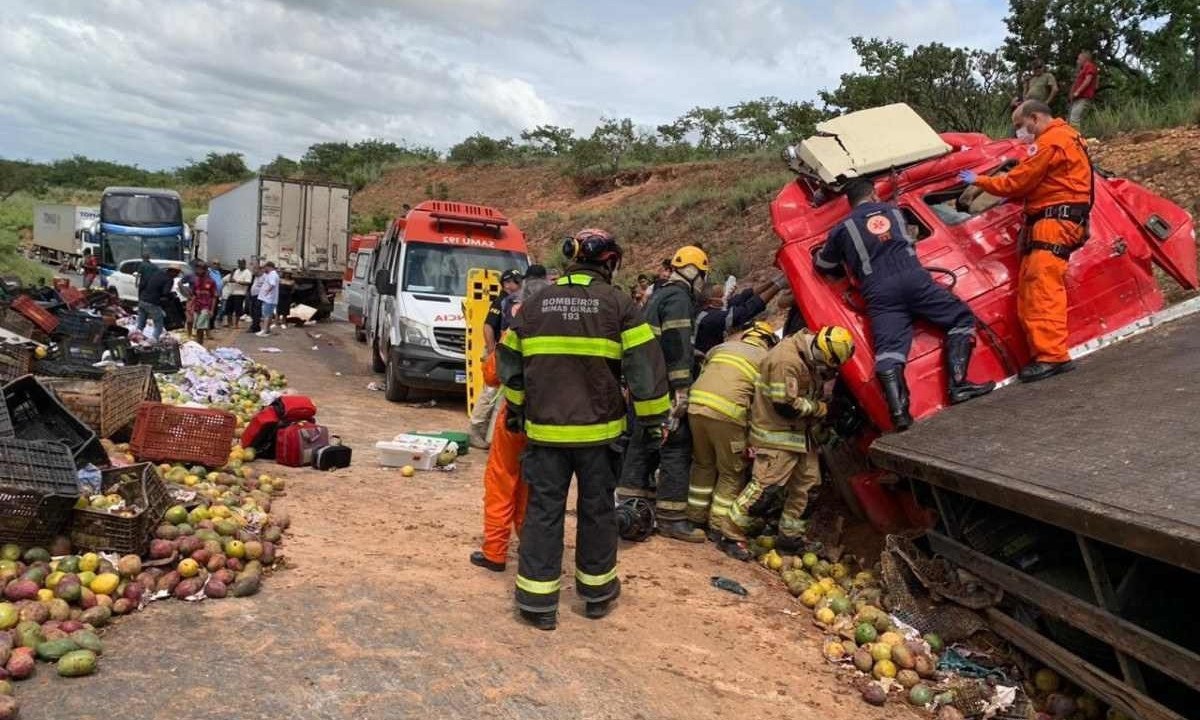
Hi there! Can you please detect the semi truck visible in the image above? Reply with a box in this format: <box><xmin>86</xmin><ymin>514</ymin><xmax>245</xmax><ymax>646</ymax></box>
<box><xmin>773</xmin><ymin>104</ymin><xmax>1198</xmax><ymax>720</ymax></box>
<box><xmin>31</xmin><ymin>204</ymin><xmax>99</xmax><ymax>266</ymax></box>
<box><xmin>95</xmin><ymin>187</ymin><xmax>191</xmax><ymax>269</ymax></box>
<box><xmin>206</xmin><ymin>177</ymin><xmax>350</xmax><ymax>318</ymax></box>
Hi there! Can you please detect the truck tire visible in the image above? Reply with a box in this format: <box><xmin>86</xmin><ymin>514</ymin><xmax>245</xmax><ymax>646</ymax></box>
<box><xmin>354</xmin><ymin>325</ymin><xmax>366</xmax><ymax>343</ymax></box>
<box><xmin>371</xmin><ymin>338</ymin><xmax>386</xmax><ymax>373</ymax></box>
<box><xmin>385</xmin><ymin>354</ymin><xmax>411</xmax><ymax>402</ymax></box>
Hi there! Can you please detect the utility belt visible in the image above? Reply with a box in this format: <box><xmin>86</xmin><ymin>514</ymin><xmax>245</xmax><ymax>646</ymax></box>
<box><xmin>1021</xmin><ymin>203</ymin><xmax>1092</xmax><ymax>259</ymax></box>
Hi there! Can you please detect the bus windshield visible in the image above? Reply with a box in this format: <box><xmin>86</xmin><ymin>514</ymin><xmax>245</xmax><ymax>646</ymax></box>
<box><xmin>403</xmin><ymin>244</ymin><xmax>527</xmax><ymax>296</ymax></box>
<box><xmin>101</xmin><ymin>193</ymin><xmax>182</xmax><ymax>227</ymax></box>
<box><xmin>102</xmin><ymin>234</ymin><xmax>187</xmax><ymax>266</ymax></box>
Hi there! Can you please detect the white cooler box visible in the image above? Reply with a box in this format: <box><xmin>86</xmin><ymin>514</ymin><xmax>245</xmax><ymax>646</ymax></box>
<box><xmin>375</xmin><ymin>434</ymin><xmax>450</xmax><ymax>471</ymax></box>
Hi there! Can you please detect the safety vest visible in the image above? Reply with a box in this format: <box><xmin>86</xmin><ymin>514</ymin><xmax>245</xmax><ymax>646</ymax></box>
<box><xmin>748</xmin><ymin>332</ymin><xmax>823</xmax><ymax>452</ymax></box>
<box><xmin>688</xmin><ymin>340</ymin><xmax>767</xmax><ymax>427</ymax></box>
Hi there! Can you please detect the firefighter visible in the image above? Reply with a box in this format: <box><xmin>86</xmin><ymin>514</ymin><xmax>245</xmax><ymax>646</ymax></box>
<box><xmin>692</xmin><ymin>273</ymin><xmax>788</xmax><ymax>359</ymax></box>
<box><xmin>686</xmin><ymin>321</ymin><xmax>777</xmax><ymax>560</ymax></box>
<box><xmin>499</xmin><ymin>228</ymin><xmax>670</xmax><ymax>630</ymax></box>
<box><xmin>728</xmin><ymin>326</ymin><xmax>854</xmax><ymax>554</ymax></box>
<box><xmin>814</xmin><ymin>179</ymin><xmax>995</xmax><ymax>431</ymax></box>
<box><xmin>470</xmin><ymin>338</ymin><xmax>528</xmax><ymax>572</ymax></box>
<box><xmin>617</xmin><ymin>245</ymin><xmax>710</xmax><ymax>542</ymax></box>
<box><xmin>960</xmin><ymin>99</ymin><xmax>1092</xmax><ymax>383</ymax></box>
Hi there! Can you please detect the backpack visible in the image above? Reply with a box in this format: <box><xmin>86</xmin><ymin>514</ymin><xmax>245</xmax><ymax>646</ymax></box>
<box><xmin>240</xmin><ymin>395</ymin><xmax>318</xmax><ymax>458</ymax></box>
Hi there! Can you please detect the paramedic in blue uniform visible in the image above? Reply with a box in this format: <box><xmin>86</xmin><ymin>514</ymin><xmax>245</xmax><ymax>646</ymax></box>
<box><xmin>813</xmin><ymin>178</ymin><xmax>995</xmax><ymax>431</ymax></box>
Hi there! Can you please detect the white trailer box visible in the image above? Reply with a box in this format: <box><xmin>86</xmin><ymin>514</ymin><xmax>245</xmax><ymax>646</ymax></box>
<box><xmin>32</xmin><ymin>204</ymin><xmax>99</xmax><ymax>255</ymax></box>
<box><xmin>206</xmin><ymin>177</ymin><xmax>349</xmax><ymax>274</ymax></box>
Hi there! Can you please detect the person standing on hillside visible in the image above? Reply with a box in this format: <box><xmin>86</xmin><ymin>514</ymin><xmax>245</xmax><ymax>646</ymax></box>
<box><xmin>618</xmin><ymin>245</ymin><xmax>709</xmax><ymax>543</ymax></box>
<box><xmin>1024</xmin><ymin>59</ymin><xmax>1058</xmax><ymax>105</ymax></box>
<box><xmin>960</xmin><ymin>99</ymin><xmax>1093</xmax><ymax>383</ymax></box>
<box><xmin>1068</xmin><ymin>51</ymin><xmax>1099</xmax><ymax>127</ymax></box>
<box><xmin>498</xmin><ymin>229</ymin><xmax>669</xmax><ymax>630</ymax></box>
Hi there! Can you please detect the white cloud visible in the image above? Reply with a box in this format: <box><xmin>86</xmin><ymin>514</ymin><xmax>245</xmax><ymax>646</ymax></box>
<box><xmin>0</xmin><ymin>0</ymin><xmax>1008</xmax><ymax>169</ymax></box>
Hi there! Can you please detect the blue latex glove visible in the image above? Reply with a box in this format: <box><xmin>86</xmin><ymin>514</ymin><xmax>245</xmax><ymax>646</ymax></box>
<box><xmin>958</xmin><ymin>170</ymin><xmax>978</xmax><ymax>185</ymax></box>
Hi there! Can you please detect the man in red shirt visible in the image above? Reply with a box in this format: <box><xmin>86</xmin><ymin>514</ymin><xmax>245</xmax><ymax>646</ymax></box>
<box><xmin>1069</xmin><ymin>51</ymin><xmax>1099</xmax><ymax>127</ymax></box>
<box><xmin>189</xmin><ymin>260</ymin><xmax>218</xmax><ymax>344</ymax></box>
<box><xmin>81</xmin><ymin>249</ymin><xmax>99</xmax><ymax>289</ymax></box>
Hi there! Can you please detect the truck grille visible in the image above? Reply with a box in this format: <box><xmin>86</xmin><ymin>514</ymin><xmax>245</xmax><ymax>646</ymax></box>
<box><xmin>433</xmin><ymin>327</ymin><xmax>466</xmax><ymax>355</ymax></box>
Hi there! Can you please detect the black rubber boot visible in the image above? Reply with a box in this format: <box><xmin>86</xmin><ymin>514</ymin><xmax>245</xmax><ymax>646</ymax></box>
<box><xmin>877</xmin><ymin>368</ymin><xmax>913</xmax><ymax>432</ymax></box>
<box><xmin>946</xmin><ymin>334</ymin><xmax>996</xmax><ymax>404</ymax></box>
<box><xmin>773</xmin><ymin>533</ymin><xmax>807</xmax><ymax>555</ymax></box>
<box><xmin>585</xmin><ymin>579</ymin><xmax>622</xmax><ymax>620</ymax></box>
<box><xmin>519</xmin><ymin>610</ymin><xmax>558</xmax><ymax>631</ymax></box>
<box><xmin>469</xmin><ymin>551</ymin><xmax>505</xmax><ymax>573</ymax></box>
<box><xmin>1019</xmin><ymin>360</ymin><xmax>1074</xmax><ymax>383</ymax></box>
<box><xmin>716</xmin><ymin>537</ymin><xmax>752</xmax><ymax>561</ymax></box>
<box><xmin>657</xmin><ymin>519</ymin><xmax>707</xmax><ymax>543</ymax></box>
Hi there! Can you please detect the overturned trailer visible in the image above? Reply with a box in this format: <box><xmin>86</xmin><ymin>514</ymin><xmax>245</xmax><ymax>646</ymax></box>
<box><xmin>772</xmin><ymin>104</ymin><xmax>1200</xmax><ymax>719</ymax></box>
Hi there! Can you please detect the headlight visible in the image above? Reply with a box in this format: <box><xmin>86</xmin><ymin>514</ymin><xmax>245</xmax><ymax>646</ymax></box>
<box><xmin>401</xmin><ymin>319</ymin><xmax>431</xmax><ymax>347</ymax></box>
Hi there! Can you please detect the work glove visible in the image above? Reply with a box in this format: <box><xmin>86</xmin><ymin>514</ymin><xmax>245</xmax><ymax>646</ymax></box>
<box><xmin>504</xmin><ymin>405</ymin><xmax>525</xmax><ymax>434</ymax></box>
<box><xmin>957</xmin><ymin>170</ymin><xmax>978</xmax><ymax>185</ymax></box>
<box><xmin>771</xmin><ymin>272</ymin><xmax>789</xmax><ymax>290</ymax></box>
<box><xmin>811</xmin><ymin>400</ymin><xmax>829</xmax><ymax>420</ymax></box>
<box><xmin>669</xmin><ymin>388</ymin><xmax>689</xmax><ymax>420</ymax></box>
<box><xmin>642</xmin><ymin>423</ymin><xmax>667</xmax><ymax>447</ymax></box>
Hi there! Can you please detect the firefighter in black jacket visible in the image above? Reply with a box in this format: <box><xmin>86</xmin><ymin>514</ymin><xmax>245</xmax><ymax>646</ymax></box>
<box><xmin>618</xmin><ymin>245</ymin><xmax>709</xmax><ymax>543</ymax></box>
<box><xmin>499</xmin><ymin>229</ymin><xmax>670</xmax><ymax>630</ymax></box>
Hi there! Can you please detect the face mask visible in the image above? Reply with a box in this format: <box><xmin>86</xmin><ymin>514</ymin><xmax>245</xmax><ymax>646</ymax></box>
<box><xmin>1015</xmin><ymin>127</ymin><xmax>1034</xmax><ymax>143</ymax></box>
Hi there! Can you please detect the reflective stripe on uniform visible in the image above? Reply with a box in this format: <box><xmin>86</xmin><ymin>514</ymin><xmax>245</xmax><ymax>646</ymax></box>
<box><xmin>522</xmin><ymin>335</ymin><xmax>622</xmax><ymax>359</ymax></box>
<box><xmin>668</xmin><ymin>368</ymin><xmax>692</xmax><ymax>382</ymax></box>
<box><xmin>575</xmin><ymin>567</ymin><xmax>617</xmax><ymax>587</ymax></box>
<box><xmin>556</xmin><ymin>274</ymin><xmax>594</xmax><ymax>286</ymax></box>
<box><xmin>503</xmin><ymin>386</ymin><xmax>525</xmax><ymax>405</ymax></box>
<box><xmin>633</xmin><ymin>393</ymin><xmax>671</xmax><ymax>417</ymax></box>
<box><xmin>843</xmin><ymin>220</ymin><xmax>874</xmax><ymax>277</ymax></box>
<box><xmin>501</xmin><ymin>332</ymin><xmax>522</xmax><ymax>352</ymax></box>
<box><xmin>525</xmin><ymin>418</ymin><xmax>627</xmax><ymax>444</ymax></box>
<box><xmin>876</xmin><ymin>351</ymin><xmax>908</xmax><ymax>364</ymax></box>
<box><xmin>755</xmin><ymin>380</ymin><xmax>789</xmax><ymax>400</ymax></box>
<box><xmin>749</xmin><ymin>425</ymin><xmax>807</xmax><ymax>451</ymax></box>
<box><xmin>516</xmin><ymin>574</ymin><xmax>562</xmax><ymax>595</ymax></box>
<box><xmin>689</xmin><ymin>389</ymin><xmax>746</xmax><ymax>422</ymax></box>
<box><xmin>891</xmin><ymin>209</ymin><xmax>917</xmax><ymax>256</ymax></box>
<box><xmin>708</xmin><ymin>352</ymin><xmax>759</xmax><ymax>381</ymax></box>
<box><xmin>660</xmin><ymin>318</ymin><xmax>693</xmax><ymax>332</ymax></box>
<box><xmin>621</xmin><ymin>323</ymin><xmax>655</xmax><ymax>350</ymax></box>
<box><xmin>814</xmin><ymin>251</ymin><xmax>840</xmax><ymax>270</ymax></box>
<box><xmin>657</xmin><ymin>499</ymin><xmax>688</xmax><ymax>511</ymax></box>
<box><xmin>948</xmin><ymin>326</ymin><xmax>975</xmax><ymax>336</ymax></box>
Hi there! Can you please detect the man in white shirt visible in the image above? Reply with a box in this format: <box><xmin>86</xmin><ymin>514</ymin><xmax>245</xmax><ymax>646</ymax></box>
<box><xmin>256</xmin><ymin>262</ymin><xmax>281</xmax><ymax>337</ymax></box>
<box><xmin>225</xmin><ymin>259</ymin><xmax>253</xmax><ymax>329</ymax></box>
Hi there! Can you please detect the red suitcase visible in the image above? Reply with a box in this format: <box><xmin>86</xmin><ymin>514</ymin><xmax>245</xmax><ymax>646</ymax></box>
<box><xmin>241</xmin><ymin>395</ymin><xmax>317</xmax><ymax>451</ymax></box>
<box><xmin>275</xmin><ymin>422</ymin><xmax>330</xmax><ymax>467</ymax></box>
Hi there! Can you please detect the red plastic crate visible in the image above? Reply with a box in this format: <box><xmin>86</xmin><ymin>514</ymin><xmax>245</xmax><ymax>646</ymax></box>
<box><xmin>58</xmin><ymin>285</ymin><xmax>86</xmax><ymax>309</ymax></box>
<box><xmin>11</xmin><ymin>296</ymin><xmax>59</xmax><ymax>334</ymax></box>
<box><xmin>130</xmin><ymin>402</ymin><xmax>236</xmax><ymax>469</ymax></box>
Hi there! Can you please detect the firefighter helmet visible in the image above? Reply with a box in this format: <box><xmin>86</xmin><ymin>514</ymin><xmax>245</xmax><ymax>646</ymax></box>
<box><xmin>742</xmin><ymin>320</ymin><xmax>778</xmax><ymax>349</ymax></box>
<box><xmin>813</xmin><ymin>325</ymin><xmax>855</xmax><ymax>367</ymax></box>
<box><xmin>670</xmin><ymin>245</ymin><xmax>710</xmax><ymax>273</ymax></box>
<box><xmin>562</xmin><ymin>228</ymin><xmax>623</xmax><ymax>270</ymax></box>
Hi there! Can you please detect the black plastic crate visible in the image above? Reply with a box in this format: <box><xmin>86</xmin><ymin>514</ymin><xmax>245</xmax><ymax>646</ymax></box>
<box><xmin>52</xmin><ymin>310</ymin><xmax>106</xmax><ymax>343</ymax></box>
<box><xmin>33</xmin><ymin>359</ymin><xmax>106</xmax><ymax>380</ymax></box>
<box><xmin>130</xmin><ymin>344</ymin><xmax>182</xmax><ymax>374</ymax></box>
<box><xmin>70</xmin><ymin>463</ymin><xmax>168</xmax><ymax>555</ymax></box>
<box><xmin>4</xmin><ymin>375</ymin><xmax>102</xmax><ymax>469</ymax></box>
<box><xmin>0</xmin><ymin>438</ymin><xmax>79</xmax><ymax>546</ymax></box>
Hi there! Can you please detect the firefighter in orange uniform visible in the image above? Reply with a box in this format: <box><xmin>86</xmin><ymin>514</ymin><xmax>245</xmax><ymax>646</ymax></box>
<box><xmin>469</xmin><ymin>337</ymin><xmax>529</xmax><ymax>572</ymax></box>
<box><xmin>960</xmin><ymin>99</ymin><xmax>1093</xmax><ymax>383</ymax></box>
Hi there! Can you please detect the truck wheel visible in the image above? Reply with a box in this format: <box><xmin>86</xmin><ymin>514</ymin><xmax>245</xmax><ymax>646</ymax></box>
<box><xmin>354</xmin><ymin>325</ymin><xmax>366</xmax><ymax>343</ymax></box>
<box><xmin>385</xmin><ymin>354</ymin><xmax>411</xmax><ymax>402</ymax></box>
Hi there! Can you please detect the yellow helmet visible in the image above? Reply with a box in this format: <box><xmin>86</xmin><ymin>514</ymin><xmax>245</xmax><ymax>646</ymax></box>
<box><xmin>742</xmin><ymin>320</ymin><xmax>778</xmax><ymax>349</ymax></box>
<box><xmin>671</xmin><ymin>245</ymin><xmax>710</xmax><ymax>273</ymax></box>
<box><xmin>814</xmin><ymin>325</ymin><xmax>855</xmax><ymax>367</ymax></box>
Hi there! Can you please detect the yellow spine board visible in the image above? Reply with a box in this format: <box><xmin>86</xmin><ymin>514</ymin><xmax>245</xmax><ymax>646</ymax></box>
<box><xmin>464</xmin><ymin>268</ymin><xmax>501</xmax><ymax>416</ymax></box>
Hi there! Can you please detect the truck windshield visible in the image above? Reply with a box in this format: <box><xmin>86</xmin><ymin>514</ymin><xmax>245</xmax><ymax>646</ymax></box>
<box><xmin>403</xmin><ymin>244</ymin><xmax>527</xmax><ymax>296</ymax></box>
<box><xmin>101</xmin><ymin>193</ymin><xmax>182</xmax><ymax>227</ymax></box>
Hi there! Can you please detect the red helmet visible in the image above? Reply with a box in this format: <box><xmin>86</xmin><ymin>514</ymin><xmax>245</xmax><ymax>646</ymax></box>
<box><xmin>562</xmin><ymin>228</ymin><xmax>622</xmax><ymax>270</ymax></box>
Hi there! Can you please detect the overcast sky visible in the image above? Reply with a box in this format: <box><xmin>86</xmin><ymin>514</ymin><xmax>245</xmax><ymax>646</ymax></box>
<box><xmin>1</xmin><ymin>0</ymin><xmax>1007</xmax><ymax>170</ymax></box>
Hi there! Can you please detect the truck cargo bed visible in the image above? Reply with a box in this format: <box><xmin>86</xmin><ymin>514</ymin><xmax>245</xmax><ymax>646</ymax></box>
<box><xmin>871</xmin><ymin>312</ymin><xmax>1200</xmax><ymax>574</ymax></box>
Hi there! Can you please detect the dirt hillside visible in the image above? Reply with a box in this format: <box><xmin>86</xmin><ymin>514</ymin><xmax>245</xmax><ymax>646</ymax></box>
<box><xmin>351</xmin><ymin>127</ymin><xmax>1200</xmax><ymax>283</ymax></box>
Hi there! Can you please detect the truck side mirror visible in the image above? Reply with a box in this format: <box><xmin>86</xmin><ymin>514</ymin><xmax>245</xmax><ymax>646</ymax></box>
<box><xmin>375</xmin><ymin>268</ymin><xmax>396</xmax><ymax>295</ymax></box>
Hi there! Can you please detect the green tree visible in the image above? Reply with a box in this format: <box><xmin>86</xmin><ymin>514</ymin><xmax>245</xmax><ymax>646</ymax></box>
<box><xmin>773</xmin><ymin>101</ymin><xmax>829</xmax><ymax>140</ymax></box>
<box><xmin>260</xmin><ymin>155</ymin><xmax>301</xmax><ymax>178</ymax></box>
<box><xmin>0</xmin><ymin>160</ymin><xmax>47</xmax><ymax>201</ymax></box>
<box><xmin>448</xmin><ymin>133</ymin><xmax>517</xmax><ymax>164</ymax></box>
<box><xmin>729</xmin><ymin>98</ymin><xmax>781</xmax><ymax>145</ymax></box>
<box><xmin>822</xmin><ymin>37</ymin><xmax>1013</xmax><ymax>133</ymax></box>
<box><xmin>520</xmin><ymin>125</ymin><xmax>576</xmax><ymax>155</ymax></box>
<box><xmin>590</xmin><ymin>117</ymin><xmax>637</xmax><ymax>172</ymax></box>
<box><xmin>178</xmin><ymin>152</ymin><xmax>253</xmax><ymax>185</ymax></box>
